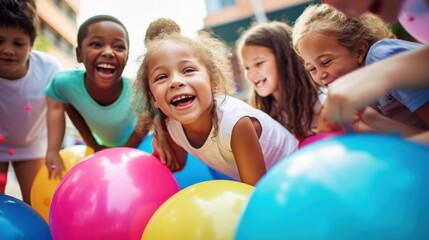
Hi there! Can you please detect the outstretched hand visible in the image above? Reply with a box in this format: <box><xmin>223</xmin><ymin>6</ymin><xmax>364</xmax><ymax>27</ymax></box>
<box><xmin>322</xmin><ymin>45</ymin><xmax>429</xmax><ymax>124</ymax></box>
<box><xmin>322</xmin><ymin>62</ymin><xmax>392</xmax><ymax>123</ymax></box>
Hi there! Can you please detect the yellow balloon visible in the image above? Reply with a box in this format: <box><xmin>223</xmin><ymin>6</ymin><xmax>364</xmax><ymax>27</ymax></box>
<box><xmin>142</xmin><ymin>180</ymin><xmax>254</xmax><ymax>240</ymax></box>
<box><xmin>30</xmin><ymin>145</ymin><xmax>94</xmax><ymax>223</ymax></box>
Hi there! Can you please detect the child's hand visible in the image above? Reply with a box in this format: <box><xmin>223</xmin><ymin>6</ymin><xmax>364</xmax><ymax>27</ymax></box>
<box><xmin>322</xmin><ymin>67</ymin><xmax>390</xmax><ymax>124</ymax></box>
<box><xmin>351</xmin><ymin>107</ymin><xmax>390</xmax><ymax>132</ymax></box>
<box><xmin>45</xmin><ymin>151</ymin><xmax>66</xmax><ymax>180</ymax></box>
<box><xmin>317</xmin><ymin>106</ymin><xmax>347</xmax><ymax>132</ymax></box>
<box><xmin>152</xmin><ymin>133</ymin><xmax>182</xmax><ymax>172</ymax></box>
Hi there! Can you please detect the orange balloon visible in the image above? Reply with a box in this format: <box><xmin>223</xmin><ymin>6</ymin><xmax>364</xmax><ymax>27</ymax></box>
<box><xmin>30</xmin><ymin>145</ymin><xmax>94</xmax><ymax>223</ymax></box>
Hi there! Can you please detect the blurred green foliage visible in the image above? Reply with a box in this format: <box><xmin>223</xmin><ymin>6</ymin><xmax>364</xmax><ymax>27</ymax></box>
<box><xmin>33</xmin><ymin>35</ymin><xmax>51</xmax><ymax>52</ymax></box>
<box><xmin>390</xmin><ymin>22</ymin><xmax>417</xmax><ymax>42</ymax></box>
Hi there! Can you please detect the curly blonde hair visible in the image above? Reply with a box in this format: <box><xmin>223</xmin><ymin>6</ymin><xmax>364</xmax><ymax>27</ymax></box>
<box><xmin>144</xmin><ymin>18</ymin><xmax>181</xmax><ymax>46</ymax></box>
<box><xmin>133</xmin><ymin>31</ymin><xmax>236</xmax><ymax>136</ymax></box>
<box><xmin>292</xmin><ymin>4</ymin><xmax>395</xmax><ymax>55</ymax></box>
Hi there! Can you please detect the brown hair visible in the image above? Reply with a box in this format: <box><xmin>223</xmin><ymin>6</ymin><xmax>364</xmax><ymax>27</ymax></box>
<box><xmin>236</xmin><ymin>21</ymin><xmax>320</xmax><ymax>140</ymax></box>
<box><xmin>0</xmin><ymin>0</ymin><xmax>39</xmax><ymax>44</ymax></box>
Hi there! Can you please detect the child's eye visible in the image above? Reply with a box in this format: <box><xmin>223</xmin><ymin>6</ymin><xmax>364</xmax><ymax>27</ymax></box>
<box><xmin>308</xmin><ymin>67</ymin><xmax>316</xmax><ymax>73</ymax></box>
<box><xmin>14</xmin><ymin>41</ymin><xmax>26</xmax><ymax>47</ymax></box>
<box><xmin>322</xmin><ymin>59</ymin><xmax>332</xmax><ymax>66</ymax></box>
<box><xmin>183</xmin><ymin>68</ymin><xmax>195</xmax><ymax>74</ymax></box>
<box><xmin>155</xmin><ymin>74</ymin><xmax>167</xmax><ymax>82</ymax></box>
<box><xmin>255</xmin><ymin>61</ymin><xmax>264</xmax><ymax>67</ymax></box>
<box><xmin>114</xmin><ymin>45</ymin><xmax>127</xmax><ymax>51</ymax></box>
<box><xmin>89</xmin><ymin>41</ymin><xmax>101</xmax><ymax>47</ymax></box>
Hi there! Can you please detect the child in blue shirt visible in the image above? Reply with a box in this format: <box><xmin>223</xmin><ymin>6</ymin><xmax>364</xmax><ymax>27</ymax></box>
<box><xmin>292</xmin><ymin>3</ymin><xmax>429</xmax><ymax>144</ymax></box>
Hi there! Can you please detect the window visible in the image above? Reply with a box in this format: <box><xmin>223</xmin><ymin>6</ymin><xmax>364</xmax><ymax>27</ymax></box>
<box><xmin>204</xmin><ymin>0</ymin><xmax>235</xmax><ymax>14</ymax></box>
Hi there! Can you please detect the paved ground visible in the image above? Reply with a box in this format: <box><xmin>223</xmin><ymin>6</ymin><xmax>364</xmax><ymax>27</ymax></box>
<box><xmin>5</xmin><ymin>164</ymin><xmax>23</xmax><ymax>200</ymax></box>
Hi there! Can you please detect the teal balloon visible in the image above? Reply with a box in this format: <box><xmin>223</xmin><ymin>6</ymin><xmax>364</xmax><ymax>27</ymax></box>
<box><xmin>0</xmin><ymin>195</ymin><xmax>51</xmax><ymax>240</ymax></box>
<box><xmin>235</xmin><ymin>133</ymin><xmax>429</xmax><ymax>240</ymax></box>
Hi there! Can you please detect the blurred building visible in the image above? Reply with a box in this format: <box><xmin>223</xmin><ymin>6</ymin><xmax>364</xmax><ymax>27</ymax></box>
<box><xmin>204</xmin><ymin>0</ymin><xmax>315</xmax><ymax>44</ymax></box>
<box><xmin>203</xmin><ymin>0</ymin><xmax>315</xmax><ymax>99</ymax></box>
<box><xmin>35</xmin><ymin>0</ymin><xmax>80</xmax><ymax>70</ymax></box>
<box><xmin>35</xmin><ymin>0</ymin><xmax>81</xmax><ymax>146</ymax></box>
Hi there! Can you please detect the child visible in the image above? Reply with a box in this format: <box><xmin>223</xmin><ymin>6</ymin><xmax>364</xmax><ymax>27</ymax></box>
<box><xmin>320</xmin><ymin>0</ymin><xmax>429</xmax><ymax>135</ymax></box>
<box><xmin>45</xmin><ymin>15</ymin><xmax>148</xmax><ymax>179</ymax></box>
<box><xmin>133</xmin><ymin>31</ymin><xmax>298</xmax><ymax>186</ymax></box>
<box><xmin>236</xmin><ymin>21</ymin><xmax>343</xmax><ymax>143</ymax></box>
<box><xmin>0</xmin><ymin>0</ymin><xmax>61</xmax><ymax>204</ymax></box>
<box><xmin>292</xmin><ymin>4</ymin><xmax>429</xmax><ymax>142</ymax></box>
<box><xmin>140</xmin><ymin>17</ymin><xmax>182</xmax><ymax>168</ymax></box>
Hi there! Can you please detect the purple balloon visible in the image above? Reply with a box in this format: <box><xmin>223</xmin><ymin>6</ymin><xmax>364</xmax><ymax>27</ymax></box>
<box><xmin>398</xmin><ymin>0</ymin><xmax>429</xmax><ymax>43</ymax></box>
<box><xmin>50</xmin><ymin>147</ymin><xmax>179</xmax><ymax>240</ymax></box>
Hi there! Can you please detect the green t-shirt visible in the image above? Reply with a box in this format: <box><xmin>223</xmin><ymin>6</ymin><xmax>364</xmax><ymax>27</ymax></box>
<box><xmin>45</xmin><ymin>69</ymin><xmax>137</xmax><ymax>147</ymax></box>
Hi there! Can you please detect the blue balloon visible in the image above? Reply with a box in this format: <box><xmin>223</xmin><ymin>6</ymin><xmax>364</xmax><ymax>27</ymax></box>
<box><xmin>0</xmin><ymin>195</ymin><xmax>52</xmax><ymax>240</ymax></box>
<box><xmin>138</xmin><ymin>133</ymin><xmax>214</xmax><ymax>189</ymax></box>
<box><xmin>208</xmin><ymin>166</ymin><xmax>235</xmax><ymax>181</ymax></box>
<box><xmin>235</xmin><ymin>133</ymin><xmax>429</xmax><ymax>240</ymax></box>
<box><xmin>137</xmin><ymin>133</ymin><xmax>154</xmax><ymax>153</ymax></box>
<box><xmin>174</xmin><ymin>154</ymin><xmax>215</xmax><ymax>189</ymax></box>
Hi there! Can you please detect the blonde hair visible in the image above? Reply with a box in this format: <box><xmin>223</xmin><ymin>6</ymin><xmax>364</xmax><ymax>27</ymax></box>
<box><xmin>144</xmin><ymin>18</ymin><xmax>181</xmax><ymax>46</ymax></box>
<box><xmin>292</xmin><ymin>4</ymin><xmax>395</xmax><ymax>55</ymax></box>
<box><xmin>133</xmin><ymin>31</ymin><xmax>236</xmax><ymax>135</ymax></box>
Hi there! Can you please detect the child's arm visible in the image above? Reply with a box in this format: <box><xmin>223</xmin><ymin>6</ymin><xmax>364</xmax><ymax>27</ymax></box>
<box><xmin>232</xmin><ymin>116</ymin><xmax>266</xmax><ymax>186</ymax></box>
<box><xmin>122</xmin><ymin>130</ymin><xmax>147</xmax><ymax>149</ymax></box>
<box><xmin>317</xmin><ymin>106</ymin><xmax>346</xmax><ymax>132</ymax></box>
<box><xmin>415</xmin><ymin>102</ymin><xmax>429</xmax><ymax>127</ymax></box>
<box><xmin>152</xmin><ymin>120</ymin><xmax>187</xmax><ymax>172</ymax></box>
<box><xmin>409</xmin><ymin>131</ymin><xmax>429</xmax><ymax>145</ymax></box>
<box><xmin>46</xmin><ymin>97</ymin><xmax>66</xmax><ymax>179</ymax></box>
<box><xmin>64</xmin><ymin>105</ymin><xmax>105</xmax><ymax>152</ymax></box>
<box><xmin>405</xmin><ymin>101</ymin><xmax>429</xmax><ymax>145</ymax></box>
<box><xmin>120</xmin><ymin>114</ymin><xmax>150</xmax><ymax>149</ymax></box>
<box><xmin>323</xmin><ymin>46</ymin><xmax>429</xmax><ymax>123</ymax></box>
<box><xmin>353</xmin><ymin>107</ymin><xmax>427</xmax><ymax>138</ymax></box>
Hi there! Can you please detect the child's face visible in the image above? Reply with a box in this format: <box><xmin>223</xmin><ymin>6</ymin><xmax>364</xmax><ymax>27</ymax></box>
<box><xmin>148</xmin><ymin>41</ymin><xmax>215</xmax><ymax>125</ymax></box>
<box><xmin>298</xmin><ymin>34</ymin><xmax>365</xmax><ymax>87</ymax></box>
<box><xmin>240</xmin><ymin>45</ymin><xmax>281</xmax><ymax>101</ymax></box>
<box><xmin>76</xmin><ymin>21</ymin><xmax>128</xmax><ymax>89</ymax></box>
<box><xmin>322</xmin><ymin>0</ymin><xmax>404</xmax><ymax>22</ymax></box>
<box><xmin>0</xmin><ymin>26</ymin><xmax>32</xmax><ymax>80</ymax></box>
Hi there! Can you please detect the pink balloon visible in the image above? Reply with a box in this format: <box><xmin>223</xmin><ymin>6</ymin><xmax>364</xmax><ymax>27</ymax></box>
<box><xmin>398</xmin><ymin>0</ymin><xmax>429</xmax><ymax>43</ymax></box>
<box><xmin>299</xmin><ymin>131</ymin><xmax>344</xmax><ymax>149</ymax></box>
<box><xmin>50</xmin><ymin>147</ymin><xmax>179</xmax><ymax>240</ymax></box>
